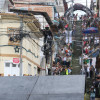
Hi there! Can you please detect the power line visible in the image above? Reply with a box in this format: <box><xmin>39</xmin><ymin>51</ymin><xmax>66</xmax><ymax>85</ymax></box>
<box><xmin>28</xmin><ymin>34</ymin><xmax>42</xmax><ymax>47</ymax></box>
<box><xmin>0</xmin><ymin>32</ymin><xmax>42</xmax><ymax>47</ymax></box>
<box><xmin>25</xmin><ymin>37</ymin><xmax>42</xmax><ymax>51</ymax></box>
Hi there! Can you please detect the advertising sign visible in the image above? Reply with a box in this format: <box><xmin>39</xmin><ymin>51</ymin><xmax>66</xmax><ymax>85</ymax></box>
<box><xmin>13</xmin><ymin>58</ymin><xmax>20</xmax><ymax>64</ymax></box>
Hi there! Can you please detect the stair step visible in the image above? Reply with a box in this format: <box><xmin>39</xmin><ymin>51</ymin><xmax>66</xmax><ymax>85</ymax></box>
<box><xmin>74</xmin><ymin>66</ymin><xmax>80</xmax><ymax>68</ymax></box>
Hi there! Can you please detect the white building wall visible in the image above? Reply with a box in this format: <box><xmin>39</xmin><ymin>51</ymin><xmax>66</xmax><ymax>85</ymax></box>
<box><xmin>0</xmin><ymin>15</ymin><xmax>42</xmax><ymax>76</ymax></box>
<box><xmin>0</xmin><ymin>0</ymin><xmax>11</xmax><ymax>13</ymax></box>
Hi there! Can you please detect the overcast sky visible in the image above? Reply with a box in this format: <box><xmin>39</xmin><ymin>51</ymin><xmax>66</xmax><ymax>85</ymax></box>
<box><xmin>66</xmin><ymin>0</ymin><xmax>91</xmax><ymax>17</ymax></box>
<box><xmin>73</xmin><ymin>0</ymin><xmax>91</xmax><ymax>8</ymax></box>
<box><xmin>66</xmin><ymin>0</ymin><xmax>91</xmax><ymax>7</ymax></box>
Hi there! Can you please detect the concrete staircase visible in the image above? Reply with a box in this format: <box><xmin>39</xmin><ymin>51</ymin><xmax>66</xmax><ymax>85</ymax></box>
<box><xmin>72</xmin><ymin>21</ymin><xmax>83</xmax><ymax>74</ymax></box>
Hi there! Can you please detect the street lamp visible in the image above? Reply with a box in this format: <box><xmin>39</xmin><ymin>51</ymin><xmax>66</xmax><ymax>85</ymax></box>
<box><xmin>14</xmin><ymin>46</ymin><xmax>20</xmax><ymax>53</ymax></box>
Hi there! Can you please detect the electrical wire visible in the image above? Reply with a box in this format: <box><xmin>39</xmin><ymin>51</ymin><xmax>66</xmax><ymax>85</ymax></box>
<box><xmin>0</xmin><ymin>32</ymin><xmax>42</xmax><ymax>47</ymax></box>
<box><xmin>28</xmin><ymin>35</ymin><xmax>42</xmax><ymax>47</ymax></box>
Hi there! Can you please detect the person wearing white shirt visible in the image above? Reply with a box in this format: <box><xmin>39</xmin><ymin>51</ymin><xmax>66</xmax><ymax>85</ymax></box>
<box><xmin>63</xmin><ymin>56</ymin><xmax>67</xmax><ymax>66</ymax></box>
<box><xmin>87</xmin><ymin>66</ymin><xmax>90</xmax><ymax>78</ymax></box>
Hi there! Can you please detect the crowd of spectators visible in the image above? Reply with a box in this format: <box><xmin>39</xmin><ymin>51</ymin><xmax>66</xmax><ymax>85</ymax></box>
<box><xmin>52</xmin><ymin>43</ymin><xmax>73</xmax><ymax>75</ymax></box>
<box><xmin>79</xmin><ymin>14</ymin><xmax>100</xmax><ymax>79</ymax></box>
<box><xmin>79</xmin><ymin>14</ymin><xmax>100</xmax><ymax>99</ymax></box>
<box><xmin>82</xmin><ymin>33</ymin><xmax>99</xmax><ymax>79</ymax></box>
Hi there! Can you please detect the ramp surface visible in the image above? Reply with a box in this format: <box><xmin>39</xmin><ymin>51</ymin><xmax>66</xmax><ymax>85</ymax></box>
<box><xmin>0</xmin><ymin>76</ymin><xmax>38</xmax><ymax>100</ymax></box>
<box><xmin>0</xmin><ymin>75</ymin><xmax>85</xmax><ymax>100</ymax></box>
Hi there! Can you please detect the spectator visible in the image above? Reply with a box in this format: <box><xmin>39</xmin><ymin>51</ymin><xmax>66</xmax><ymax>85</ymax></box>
<box><xmin>84</xmin><ymin>63</ymin><xmax>88</xmax><ymax>77</ymax></box>
<box><xmin>89</xmin><ymin>57</ymin><xmax>92</xmax><ymax>66</ymax></box>
<box><xmin>87</xmin><ymin>65</ymin><xmax>90</xmax><ymax>78</ymax></box>
<box><xmin>62</xmin><ymin>56</ymin><xmax>67</xmax><ymax>66</ymax></box>
<box><xmin>55</xmin><ymin>54</ymin><xmax>61</xmax><ymax>64</ymax></box>
<box><xmin>65</xmin><ymin>68</ymin><xmax>69</xmax><ymax>75</ymax></box>
<box><xmin>90</xmin><ymin>86</ymin><xmax>95</xmax><ymax>100</ymax></box>
<box><xmin>60</xmin><ymin>67</ymin><xmax>66</xmax><ymax>75</ymax></box>
<box><xmin>90</xmin><ymin>65</ymin><xmax>94</xmax><ymax>79</ymax></box>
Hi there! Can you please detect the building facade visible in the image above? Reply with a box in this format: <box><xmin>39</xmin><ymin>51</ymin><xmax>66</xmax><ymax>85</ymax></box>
<box><xmin>11</xmin><ymin>0</ymin><xmax>57</xmax><ymax>75</ymax></box>
<box><xmin>0</xmin><ymin>13</ymin><xmax>45</xmax><ymax>76</ymax></box>
<box><xmin>0</xmin><ymin>0</ymin><xmax>14</xmax><ymax>12</ymax></box>
<box><xmin>55</xmin><ymin>0</ymin><xmax>65</xmax><ymax>16</ymax></box>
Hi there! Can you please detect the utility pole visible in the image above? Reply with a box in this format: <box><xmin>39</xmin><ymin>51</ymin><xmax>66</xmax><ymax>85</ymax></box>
<box><xmin>86</xmin><ymin>0</ymin><xmax>88</xmax><ymax>17</ymax></box>
<box><xmin>50</xmin><ymin>50</ymin><xmax>53</xmax><ymax>75</ymax></box>
<box><xmin>65</xmin><ymin>0</ymin><xmax>74</xmax><ymax>44</ymax></box>
<box><xmin>19</xmin><ymin>16</ymin><xmax>23</xmax><ymax>76</ymax></box>
<box><xmin>81</xmin><ymin>19</ymin><xmax>84</xmax><ymax>75</ymax></box>
<box><xmin>81</xmin><ymin>41</ymin><xmax>84</xmax><ymax>75</ymax></box>
<box><xmin>68</xmin><ymin>26</ymin><xmax>69</xmax><ymax>43</ymax></box>
<box><xmin>72</xmin><ymin>0</ymin><xmax>74</xmax><ymax>26</ymax></box>
<box><xmin>86</xmin><ymin>0</ymin><xmax>87</xmax><ymax>8</ymax></box>
<box><xmin>63</xmin><ymin>0</ymin><xmax>68</xmax><ymax>12</ymax></box>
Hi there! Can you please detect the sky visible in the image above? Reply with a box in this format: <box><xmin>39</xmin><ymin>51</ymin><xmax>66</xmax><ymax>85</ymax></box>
<box><xmin>66</xmin><ymin>0</ymin><xmax>91</xmax><ymax>8</ymax></box>
<box><xmin>66</xmin><ymin>0</ymin><xmax>91</xmax><ymax>17</ymax></box>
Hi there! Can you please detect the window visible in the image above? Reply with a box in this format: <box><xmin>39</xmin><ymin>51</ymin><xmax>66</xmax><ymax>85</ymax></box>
<box><xmin>93</xmin><ymin>0</ymin><xmax>96</xmax><ymax>2</ymax></box>
<box><xmin>47</xmin><ymin>2</ymin><xmax>55</xmax><ymax>5</ymax></box>
<box><xmin>34</xmin><ymin>67</ymin><xmax>37</xmax><ymax>76</ymax></box>
<box><xmin>8</xmin><ymin>27</ymin><xmax>19</xmax><ymax>37</ymax></box>
<box><xmin>18</xmin><ymin>64</ymin><xmax>20</xmax><ymax>68</ymax></box>
<box><xmin>5</xmin><ymin>63</ymin><xmax>10</xmax><ymax>67</ymax></box>
<box><xmin>12</xmin><ymin>64</ymin><xmax>16</xmax><ymax>67</ymax></box>
<box><xmin>28</xmin><ymin>64</ymin><xmax>32</xmax><ymax>75</ymax></box>
<box><xmin>37</xmin><ymin>67</ymin><xmax>41</xmax><ymax>75</ymax></box>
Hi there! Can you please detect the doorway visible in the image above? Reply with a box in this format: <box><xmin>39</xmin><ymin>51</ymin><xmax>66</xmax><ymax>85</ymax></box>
<box><xmin>4</xmin><ymin>61</ymin><xmax>20</xmax><ymax>76</ymax></box>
